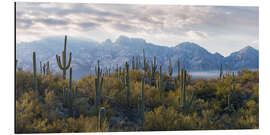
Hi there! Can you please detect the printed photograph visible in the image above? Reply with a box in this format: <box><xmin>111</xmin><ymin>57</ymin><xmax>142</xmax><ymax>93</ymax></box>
<box><xmin>15</xmin><ymin>2</ymin><xmax>259</xmax><ymax>133</ymax></box>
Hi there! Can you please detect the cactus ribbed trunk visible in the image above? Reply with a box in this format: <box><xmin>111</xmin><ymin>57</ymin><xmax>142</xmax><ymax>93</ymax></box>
<box><xmin>46</xmin><ymin>61</ymin><xmax>50</xmax><ymax>75</ymax></box>
<box><xmin>159</xmin><ymin>65</ymin><xmax>163</xmax><ymax>101</ymax></box>
<box><xmin>69</xmin><ymin>67</ymin><xmax>72</xmax><ymax>96</ymax></box>
<box><xmin>138</xmin><ymin>77</ymin><xmax>145</xmax><ymax>127</ymax></box>
<box><xmin>168</xmin><ymin>58</ymin><xmax>173</xmax><ymax>77</ymax></box>
<box><xmin>95</xmin><ymin>60</ymin><xmax>103</xmax><ymax>110</ymax></box>
<box><xmin>151</xmin><ymin>56</ymin><xmax>157</xmax><ymax>86</ymax></box>
<box><xmin>132</xmin><ymin>56</ymin><xmax>135</xmax><ymax>70</ymax></box>
<box><xmin>33</xmin><ymin>52</ymin><xmax>38</xmax><ymax>94</ymax></box>
<box><xmin>125</xmin><ymin>62</ymin><xmax>130</xmax><ymax>107</ymax></box>
<box><xmin>219</xmin><ymin>64</ymin><xmax>223</xmax><ymax>79</ymax></box>
<box><xmin>98</xmin><ymin>107</ymin><xmax>106</xmax><ymax>131</ymax></box>
<box><xmin>180</xmin><ymin>67</ymin><xmax>195</xmax><ymax>111</ymax></box>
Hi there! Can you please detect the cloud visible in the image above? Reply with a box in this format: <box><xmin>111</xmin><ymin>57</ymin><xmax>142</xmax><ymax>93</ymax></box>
<box><xmin>186</xmin><ymin>30</ymin><xmax>209</xmax><ymax>41</ymax></box>
<box><xmin>78</xmin><ymin>22</ymin><xmax>99</xmax><ymax>29</ymax></box>
<box><xmin>16</xmin><ymin>3</ymin><xmax>258</xmax><ymax>56</ymax></box>
<box><xmin>36</xmin><ymin>18</ymin><xmax>69</xmax><ymax>26</ymax></box>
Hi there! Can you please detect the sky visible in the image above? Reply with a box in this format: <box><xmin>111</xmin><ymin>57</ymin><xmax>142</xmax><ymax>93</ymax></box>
<box><xmin>16</xmin><ymin>2</ymin><xmax>259</xmax><ymax>56</ymax></box>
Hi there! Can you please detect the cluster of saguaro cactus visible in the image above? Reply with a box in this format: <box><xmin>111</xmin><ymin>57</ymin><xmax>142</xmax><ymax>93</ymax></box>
<box><xmin>138</xmin><ymin>77</ymin><xmax>145</xmax><ymax>127</ymax></box>
<box><xmin>40</xmin><ymin>61</ymin><xmax>51</xmax><ymax>76</ymax></box>
<box><xmin>56</xmin><ymin>35</ymin><xmax>72</xmax><ymax>80</ymax></box>
<box><xmin>95</xmin><ymin>60</ymin><xmax>104</xmax><ymax>110</ymax></box>
<box><xmin>98</xmin><ymin>107</ymin><xmax>106</xmax><ymax>131</ymax></box>
<box><xmin>32</xmin><ymin>52</ymin><xmax>38</xmax><ymax>94</ymax></box>
<box><xmin>179</xmin><ymin>67</ymin><xmax>195</xmax><ymax>111</ymax></box>
<box><xmin>125</xmin><ymin>62</ymin><xmax>130</xmax><ymax>106</ymax></box>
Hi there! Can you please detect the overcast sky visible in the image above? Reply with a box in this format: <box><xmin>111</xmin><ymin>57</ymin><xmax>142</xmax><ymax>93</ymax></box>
<box><xmin>16</xmin><ymin>2</ymin><xmax>258</xmax><ymax>56</ymax></box>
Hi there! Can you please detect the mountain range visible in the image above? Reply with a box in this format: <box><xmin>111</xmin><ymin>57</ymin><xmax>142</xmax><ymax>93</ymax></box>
<box><xmin>16</xmin><ymin>36</ymin><xmax>259</xmax><ymax>79</ymax></box>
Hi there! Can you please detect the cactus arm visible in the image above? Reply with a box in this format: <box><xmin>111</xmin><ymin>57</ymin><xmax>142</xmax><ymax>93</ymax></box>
<box><xmin>66</xmin><ymin>52</ymin><xmax>72</xmax><ymax>69</ymax></box>
<box><xmin>56</xmin><ymin>55</ymin><xmax>64</xmax><ymax>70</ymax></box>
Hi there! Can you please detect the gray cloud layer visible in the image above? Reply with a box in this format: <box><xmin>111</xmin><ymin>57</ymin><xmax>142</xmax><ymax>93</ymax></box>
<box><xmin>16</xmin><ymin>2</ymin><xmax>258</xmax><ymax>56</ymax></box>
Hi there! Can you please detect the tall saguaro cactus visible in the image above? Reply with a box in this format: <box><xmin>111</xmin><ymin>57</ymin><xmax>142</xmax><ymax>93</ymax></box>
<box><xmin>232</xmin><ymin>72</ymin><xmax>236</xmax><ymax>91</ymax></box>
<box><xmin>46</xmin><ymin>61</ymin><xmax>50</xmax><ymax>75</ymax></box>
<box><xmin>180</xmin><ymin>67</ymin><xmax>195</xmax><ymax>111</ymax></box>
<box><xmin>95</xmin><ymin>60</ymin><xmax>103</xmax><ymax>110</ymax></box>
<box><xmin>177</xmin><ymin>58</ymin><xmax>181</xmax><ymax>80</ymax></box>
<box><xmin>33</xmin><ymin>52</ymin><xmax>38</xmax><ymax>93</ymax></box>
<box><xmin>219</xmin><ymin>64</ymin><xmax>223</xmax><ymax>79</ymax></box>
<box><xmin>56</xmin><ymin>35</ymin><xmax>72</xmax><ymax>80</ymax></box>
<box><xmin>143</xmin><ymin>49</ymin><xmax>149</xmax><ymax>72</ymax></box>
<box><xmin>138</xmin><ymin>77</ymin><xmax>145</xmax><ymax>127</ymax></box>
<box><xmin>151</xmin><ymin>56</ymin><xmax>157</xmax><ymax>84</ymax></box>
<box><xmin>158</xmin><ymin>65</ymin><xmax>163</xmax><ymax>100</ymax></box>
<box><xmin>125</xmin><ymin>62</ymin><xmax>130</xmax><ymax>106</ymax></box>
<box><xmin>168</xmin><ymin>58</ymin><xmax>173</xmax><ymax>77</ymax></box>
<box><xmin>132</xmin><ymin>56</ymin><xmax>135</xmax><ymax>70</ymax></box>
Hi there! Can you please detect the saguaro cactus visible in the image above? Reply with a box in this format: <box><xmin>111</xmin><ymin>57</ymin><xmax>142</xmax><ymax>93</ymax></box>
<box><xmin>56</xmin><ymin>35</ymin><xmax>72</xmax><ymax>80</ymax></box>
<box><xmin>98</xmin><ymin>107</ymin><xmax>106</xmax><ymax>131</ymax></box>
<box><xmin>69</xmin><ymin>67</ymin><xmax>73</xmax><ymax>96</ymax></box>
<box><xmin>40</xmin><ymin>61</ymin><xmax>42</xmax><ymax>74</ymax></box>
<box><xmin>177</xmin><ymin>58</ymin><xmax>181</xmax><ymax>80</ymax></box>
<box><xmin>46</xmin><ymin>61</ymin><xmax>50</xmax><ymax>75</ymax></box>
<box><xmin>180</xmin><ymin>67</ymin><xmax>195</xmax><ymax>111</ymax></box>
<box><xmin>43</xmin><ymin>63</ymin><xmax>46</xmax><ymax>75</ymax></box>
<box><xmin>158</xmin><ymin>65</ymin><xmax>163</xmax><ymax>100</ymax></box>
<box><xmin>125</xmin><ymin>62</ymin><xmax>130</xmax><ymax>106</ymax></box>
<box><xmin>95</xmin><ymin>60</ymin><xmax>103</xmax><ymax>110</ymax></box>
<box><xmin>219</xmin><ymin>64</ymin><xmax>223</xmax><ymax>79</ymax></box>
<box><xmin>232</xmin><ymin>72</ymin><xmax>236</xmax><ymax>91</ymax></box>
<box><xmin>135</xmin><ymin>56</ymin><xmax>139</xmax><ymax>70</ymax></box>
<box><xmin>168</xmin><ymin>58</ymin><xmax>173</xmax><ymax>77</ymax></box>
<box><xmin>132</xmin><ymin>56</ymin><xmax>135</xmax><ymax>70</ymax></box>
<box><xmin>33</xmin><ymin>52</ymin><xmax>38</xmax><ymax>93</ymax></box>
<box><xmin>151</xmin><ymin>56</ymin><xmax>157</xmax><ymax>84</ymax></box>
<box><xmin>143</xmin><ymin>49</ymin><xmax>149</xmax><ymax>72</ymax></box>
<box><xmin>138</xmin><ymin>77</ymin><xmax>145</xmax><ymax>127</ymax></box>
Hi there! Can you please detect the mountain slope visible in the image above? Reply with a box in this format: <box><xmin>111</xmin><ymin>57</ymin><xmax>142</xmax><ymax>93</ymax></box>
<box><xmin>16</xmin><ymin>36</ymin><xmax>259</xmax><ymax>79</ymax></box>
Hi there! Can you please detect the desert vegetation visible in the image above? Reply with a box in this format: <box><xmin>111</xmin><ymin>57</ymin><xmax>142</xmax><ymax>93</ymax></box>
<box><xmin>15</xmin><ymin>36</ymin><xmax>259</xmax><ymax>133</ymax></box>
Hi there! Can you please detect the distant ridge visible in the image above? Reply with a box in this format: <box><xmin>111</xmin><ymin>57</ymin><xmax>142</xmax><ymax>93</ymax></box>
<box><xmin>16</xmin><ymin>36</ymin><xmax>259</xmax><ymax>79</ymax></box>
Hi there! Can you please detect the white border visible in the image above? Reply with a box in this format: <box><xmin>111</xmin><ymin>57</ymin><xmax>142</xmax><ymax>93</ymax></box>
<box><xmin>1</xmin><ymin>0</ymin><xmax>269</xmax><ymax>135</ymax></box>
